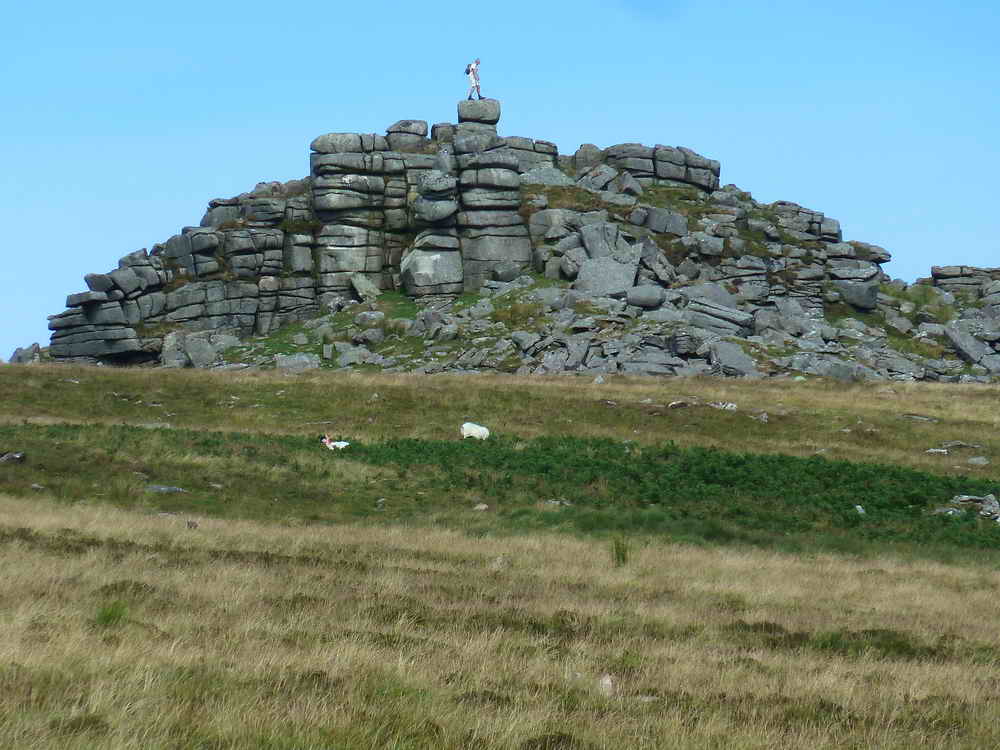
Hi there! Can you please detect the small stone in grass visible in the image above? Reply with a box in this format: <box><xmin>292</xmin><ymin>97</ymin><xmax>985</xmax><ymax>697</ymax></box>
<box><xmin>598</xmin><ymin>674</ymin><xmax>615</xmax><ymax>696</ymax></box>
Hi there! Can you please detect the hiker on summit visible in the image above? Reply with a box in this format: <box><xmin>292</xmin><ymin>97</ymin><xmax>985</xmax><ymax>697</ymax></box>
<box><xmin>466</xmin><ymin>58</ymin><xmax>482</xmax><ymax>100</ymax></box>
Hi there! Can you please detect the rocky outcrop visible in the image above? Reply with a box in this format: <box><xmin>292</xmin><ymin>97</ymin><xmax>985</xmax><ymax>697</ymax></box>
<box><xmin>8</xmin><ymin>343</ymin><xmax>42</xmax><ymax>365</ymax></box>
<box><xmin>31</xmin><ymin>99</ymin><xmax>1000</xmax><ymax>383</ymax></box>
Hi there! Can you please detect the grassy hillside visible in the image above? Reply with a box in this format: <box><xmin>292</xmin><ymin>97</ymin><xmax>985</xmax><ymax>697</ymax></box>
<box><xmin>2</xmin><ymin>365</ymin><xmax>998</xmax><ymax>470</ymax></box>
<box><xmin>2</xmin><ymin>364</ymin><xmax>1000</xmax><ymax>748</ymax></box>
<box><xmin>4</xmin><ymin>495</ymin><xmax>1000</xmax><ymax>749</ymax></box>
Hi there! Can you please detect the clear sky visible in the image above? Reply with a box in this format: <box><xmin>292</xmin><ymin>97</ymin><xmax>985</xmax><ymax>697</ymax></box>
<box><xmin>2</xmin><ymin>0</ymin><xmax>997</xmax><ymax>361</ymax></box>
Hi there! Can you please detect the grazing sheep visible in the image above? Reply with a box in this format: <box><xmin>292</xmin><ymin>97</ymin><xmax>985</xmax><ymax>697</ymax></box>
<box><xmin>460</xmin><ymin>422</ymin><xmax>490</xmax><ymax>440</ymax></box>
<box><xmin>321</xmin><ymin>434</ymin><xmax>350</xmax><ymax>450</ymax></box>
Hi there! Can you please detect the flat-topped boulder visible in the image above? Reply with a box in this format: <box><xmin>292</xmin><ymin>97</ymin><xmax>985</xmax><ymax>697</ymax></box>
<box><xmin>458</xmin><ymin>98</ymin><xmax>501</xmax><ymax>125</ymax></box>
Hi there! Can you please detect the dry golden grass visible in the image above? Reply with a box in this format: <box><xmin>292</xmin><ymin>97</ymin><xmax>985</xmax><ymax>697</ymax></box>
<box><xmin>3</xmin><ymin>494</ymin><xmax>1000</xmax><ymax>749</ymax></box>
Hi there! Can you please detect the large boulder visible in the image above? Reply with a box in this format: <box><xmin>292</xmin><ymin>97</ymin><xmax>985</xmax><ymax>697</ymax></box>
<box><xmin>944</xmin><ymin>321</ymin><xmax>994</xmax><ymax>365</ymax></box>
<box><xmin>400</xmin><ymin>250</ymin><xmax>464</xmax><ymax>294</ymax></box>
<box><xmin>580</xmin><ymin>222</ymin><xmax>632</xmax><ymax>259</ymax></box>
<box><xmin>574</xmin><ymin>144</ymin><xmax>603</xmax><ymax>172</ymax></box>
<box><xmin>678</xmin><ymin>282</ymin><xmax>738</xmax><ymax>308</ymax></box>
<box><xmin>834</xmin><ymin>281</ymin><xmax>878</xmax><ymax>310</ymax></box>
<box><xmin>275</xmin><ymin>353</ymin><xmax>321</xmax><ymax>372</ymax></box>
<box><xmin>387</xmin><ymin>119</ymin><xmax>428</xmax><ymax>136</ymax></box>
<box><xmin>184</xmin><ymin>333</ymin><xmax>223</xmax><ymax>369</ymax></box>
<box><xmin>414</xmin><ymin>196</ymin><xmax>459</xmax><ymax>223</ymax></box>
<box><xmin>709</xmin><ymin>341</ymin><xmax>760</xmax><ymax>377</ymax></box>
<box><xmin>520</xmin><ymin>166</ymin><xmax>574</xmax><ymax>187</ymax></box>
<box><xmin>577</xmin><ymin>164</ymin><xmax>618</xmax><ymax>192</ymax></box>
<box><xmin>686</xmin><ymin>299</ymin><xmax>753</xmax><ymax>334</ymax></box>
<box><xmin>66</xmin><ymin>291</ymin><xmax>109</xmax><ymax>307</ymax></box>
<box><xmin>626</xmin><ymin>285</ymin><xmax>666</xmax><ymax>309</ymax></box>
<box><xmin>574</xmin><ymin>257</ymin><xmax>639</xmax><ymax>296</ymax></box>
<box><xmin>631</xmin><ymin>205</ymin><xmax>687</xmax><ymax>236</ymax></box>
<box><xmin>310</xmin><ymin>133</ymin><xmax>368</xmax><ymax>154</ymax></box>
<box><xmin>401</xmin><ymin>231</ymin><xmax>465</xmax><ymax>295</ymax></box>
<box><xmin>574</xmin><ymin>239</ymin><xmax>642</xmax><ymax>297</ymax></box>
<box><xmin>350</xmin><ymin>273</ymin><xmax>382</xmax><ymax>302</ymax></box>
<box><xmin>458</xmin><ymin>98</ymin><xmax>501</xmax><ymax>125</ymax></box>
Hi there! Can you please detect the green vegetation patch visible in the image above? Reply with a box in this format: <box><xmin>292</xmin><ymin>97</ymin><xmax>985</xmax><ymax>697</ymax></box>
<box><xmin>824</xmin><ymin>301</ymin><xmax>954</xmax><ymax>361</ymax></box>
<box><xmin>2</xmin><ymin>423</ymin><xmax>998</xmax><ymax>560</ymax></box>
<box><xmin>879</xmin><ymin>282</ymin><xmax>957</xmax><ymax>325</ymax></box>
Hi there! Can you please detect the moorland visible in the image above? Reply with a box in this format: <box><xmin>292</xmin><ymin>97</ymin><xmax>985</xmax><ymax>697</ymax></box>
<box><xmin>1</xmin><ymin>365</ymin><xmax>999</xmax><ymax>749</ymax></box>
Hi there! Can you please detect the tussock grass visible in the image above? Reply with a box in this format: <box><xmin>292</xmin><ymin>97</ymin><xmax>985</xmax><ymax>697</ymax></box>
<box><xmin>2</xmin><ymin>365</ymin><xmax>998</xmax><ymax>476</ymax></box>
<box><xmin>1</xmin><ymin>365</ymin><xmax>998</xmax><ymax>557</ymax></box>
<box><xmin>2</xmin><ymin>365</ymin><xmax>1000</xmax><ymax>746</ymax></box>
<box><xmin>3</xmin><ymin>495</ymin><xmax>1000</xmax><ymax>749</ymax></box>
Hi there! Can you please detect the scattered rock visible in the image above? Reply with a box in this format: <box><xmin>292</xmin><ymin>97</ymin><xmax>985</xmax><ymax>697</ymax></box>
<box><xmin>488</xmin><ymin>555</ymin><xmax>511</xmax><ymax>571</ymax></box>
<box><xmin>541</xmin><ymin>498</ymin><xmax>573</xmax><ymax>508</ymax></box>
<box><xmin>0</xmin><ymin>452</ymin><xmax>26</xmax><ymax>463</ymax></box>
<box><xmin>952</xmin><ymin>494</ymin><xmax>999</xmax><ymax>519</ymax></box>
<box><xmin>933</xmin><ymin>507</ymin><xmax>965</xmax><ymax>516</ymax></box>
<box><xmin>274</xmin><ymin>353</ymin><xmax>321</xmax><ymax>372</ymax></box>
<box><xmin>598</xmin><ymin>674</ymin><xmax>615</xmax><ymax>697</ymax></box>
<box><xmin>982</xmin><ymin>496</ymin><xmax>1000</xmax><ymax>517</ymax></box>
<box><xmin>941</xmin><ymin>440</ymin><xmax>983</xmax><ymax>451</ymax></box>
<box><xmin>350</xmin><ymin>272</ymin><xmax>382</xmax><ymax>302</ymax></box>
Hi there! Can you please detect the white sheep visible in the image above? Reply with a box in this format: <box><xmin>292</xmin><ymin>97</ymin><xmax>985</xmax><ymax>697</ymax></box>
<box><xmin>460</xmin><ymin>422</ymin><xmax>490</xmax><ymax>440</ymax></box>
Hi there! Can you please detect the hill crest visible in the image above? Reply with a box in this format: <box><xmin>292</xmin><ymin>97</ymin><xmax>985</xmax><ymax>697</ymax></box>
<box><xmin>14</xmin><ymin>99</ymin><xmax>1000</xmax><ymax>382</ymax></box>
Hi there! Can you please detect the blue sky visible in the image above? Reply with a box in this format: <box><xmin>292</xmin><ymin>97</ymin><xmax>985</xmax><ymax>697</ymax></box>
<box><xmin>2</xmin><ymin>0</ymin><xmax>997</xmax><ymax>360</ymax></box>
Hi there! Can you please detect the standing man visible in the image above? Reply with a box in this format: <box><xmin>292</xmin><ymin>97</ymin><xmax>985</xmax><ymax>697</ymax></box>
<box><xmin>466</xmin><ymin>58</ymin><xmax>482</xmax><ymax>100</ymax></box>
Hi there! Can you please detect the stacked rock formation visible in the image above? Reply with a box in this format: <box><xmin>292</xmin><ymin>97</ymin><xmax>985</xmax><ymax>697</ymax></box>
<box><xmin>44</xmin><ymin>98</ymin><xmax>576</xmax><ymax>363</ymax></box>
<box><xmin>453</xmin><ymin>100</ymin><xmax>532</xmax><ymax>289</ymax></box>
<box><xmin>34</xmin><ymin>98</ymin><xmax>1000</xmax><ymax>381</ymax></box>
